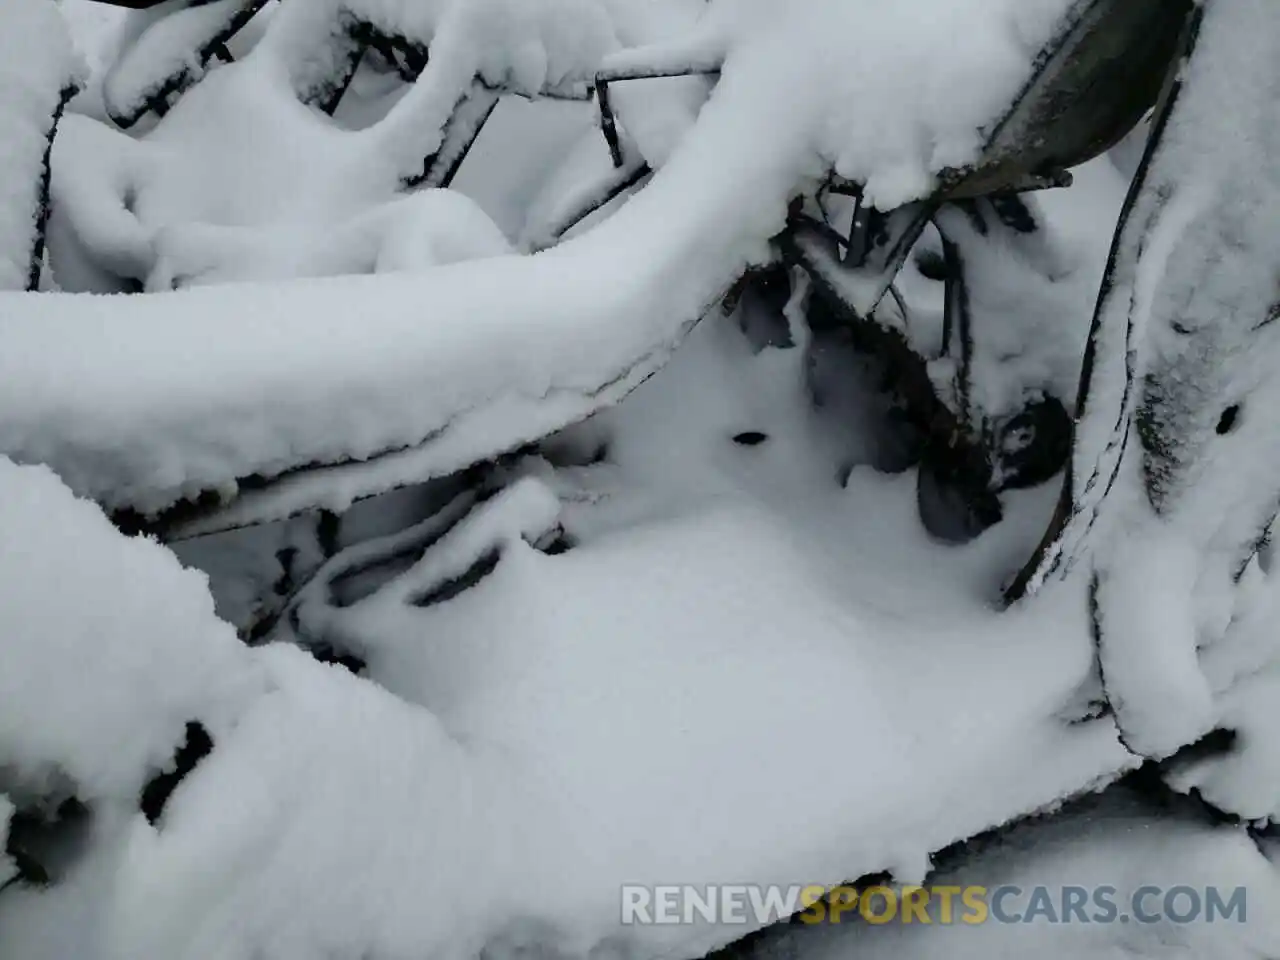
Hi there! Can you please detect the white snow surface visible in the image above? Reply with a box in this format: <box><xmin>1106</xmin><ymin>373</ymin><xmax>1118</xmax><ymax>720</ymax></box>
<box><xmin>0</xmin><ymin>325</ymin><xmax>1140</xmax><ymax>959</ymax></box>
<box><xmin>1022</xmin><ymin>0</ymin><xmax>1280</xmax><ymax>759</ymax></box>
<box><xmin>0</xmin><ymin>458</ymin><xmax>260</xmax><ymax>804</ymax></box>
<box><xmin>8</xmin><ymin>2</ymin><xmax>1280</xmax><ymax>957</ymax></box>
<box><xmin>5</xmin><ymin>0</ymin><xmax>1079</xmax><ymax>515</ymax></box>
<box><xmin>0</xmin><ymin>0</ymin><xmax>80</xmax><ymax>291</ymax></box>
<box><xmin>103</xmin><ymin>0</ymin><xmax>257</xmax><ymax>123</ymax></box>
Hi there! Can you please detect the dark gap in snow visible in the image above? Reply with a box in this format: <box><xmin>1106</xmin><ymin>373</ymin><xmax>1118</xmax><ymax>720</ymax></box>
<box><xmin>913</xmin><ymin>248</ymin><xmax>949</xmax><ymax>282</ymax></box>
<box><xmin>273</xmin><ymin>546</ymin><xmax>299</xmax><ymax>597</ymax></box>
<box><xmin>328</xmin><ymin>545</ymin><xmax>433</xmax><ymax>608</ymax></box>
<box><xmin>316</xmin><ymin>510</ymin><xmax>341</xmax><ymax>559</ymax></box>
<box><xmin>312</xmin><ymin>14</ymin><xmax>374</xmax><ymax>117</ymax></box>
<box><xmin>308</xmin><ymin>645</ymin><xmax>368</xmax><ymax>675</ymax></box>
<box><xmin>2</xmin><ymin>798</ymin><xmax>89</xmax><ymax>892</ymax></box>
<box><xmin>987</xmin><ymin>193</ymin><xmax>1038</xmax><ymax>234</ymax></box>
<box><xmin>532</xmin><ymin>525</ymin><xmax>576</xmax><ymax>556</ymax></box>
<box><xmin>410</xmin><ymin>546</ymin><xmax>503</xmax><ymax>608</ymax></box>
<box><xmin>1126</xmin><ymin>728</ymin><xmax>1245</xmax><ymax>830</ymax></box>
<box><xmin>734</xmin><ymin>264</ymin><xmax>796</xmax><ymax>352</ymax></box>
<box><xmin>140</xmin><ymin>721</ymin><xmax>214</xmax><ymax>826</ymax></box>
<box><xmin>327</xmin><ymin>489</ymin><xmax>497</xmax><ymax>609</ymax></box>
<box><xmin>995</xmin><ymin>397</ymin><xmax>1072</xmax><ymax>491</ymax></box>
<box><xmin>916</xmin><ymin>450</ymin><xmax>1003</xmax><ymax>544</ymax></box>
<box><xmin>733</xmin><ymin>431</ymin><xmax>769</xmax><ymax>447</ymax></box>
<box><xmin>1216</xmin><ymin>404</ymin><xmax>1241</xmax><ymax>435</ymax></box>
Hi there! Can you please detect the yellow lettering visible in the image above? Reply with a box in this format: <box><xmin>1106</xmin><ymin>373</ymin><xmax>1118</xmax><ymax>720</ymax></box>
<box><xmin>828</xmin><ymin>886</ymin><xmax>859</xmax><ymax>924</ymax></box>
<box><xmin>961</xmin><ymin>886</ymin><xmax>989</xmax><ymax>925</ymax></box>
<box><xmin>860</xmin><ymin>886</ymin><xmax>897</xmax><ymax>925</ymax></box>
<box><xmin>933</xmin><ymin>885</ymin><xmax>961</xmax><ymax>924</ymax></box>
<box><xmin>798</xmin><ymin>886</ymin><xmax>828</xmax><ymax>925</ymax></box>
<box><xmin>901</xmin><ymin>886</ymin><xmax>930</xmax><ymax>924</ymax></box>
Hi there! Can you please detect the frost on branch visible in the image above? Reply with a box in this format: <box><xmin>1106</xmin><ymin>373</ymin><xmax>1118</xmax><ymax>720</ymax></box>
<box><xmin>0</xmin><ymin>0</ymin><xmax>81</xmax><ymax>291</ymax></box>
<box><xmin>102</xmin><ymin>0</ymin><xmax>266</xmax><ymax>129</ymax></box>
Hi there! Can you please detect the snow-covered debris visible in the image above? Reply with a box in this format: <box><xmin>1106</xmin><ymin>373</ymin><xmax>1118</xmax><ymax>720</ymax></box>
<box><xmin>0</xmin><ymin>0</ymin><xmax>81</xmax><ymax>291</ymax></box>
<box><xmin>5</xmin><ymin>0</ymin><xmax>1080</xmax><ymax>517</ymax></box>
<box><xmin>0</xmin><ymin>463</ymin><xmax>1134</xmax><ymax>960</ymax></box>
<box><xmin>0</xmin><ymin>458</ymin><xmax>260</xmax><ymax>804</ymax></box>
<box><xmin>1018</xmin><ymin>0</ymin><xmax>1280</xmax><ymax>760</ymax></box>
<box><xmin>739</xmin><ymin>788</ymin><xmax>1280</xmax><ymax>960</ymax></box>
<box><xmin>0</xmin><ymin>313</ymin><xmax>1139</xmax><ymax>960</ymax></box>
<box><xmin>102</xmin><ymin>0</ymin><xmax>266</xmax><ymax>128</ymax></box>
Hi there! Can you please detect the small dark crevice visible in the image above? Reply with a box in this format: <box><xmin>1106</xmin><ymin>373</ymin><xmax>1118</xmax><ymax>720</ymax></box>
<box><xmin>536</xmin><ymin>528</ymin><xmax>577</xmax><ymax>556</ymax></box>
<box><xmin>316</xmin><ymin>510</ymin><xmax>341</xmax><ymax>559</ymax></box>
<box><xmin>1123</xmin><ymin>729</ymin><xmax>1243</xmax><ymax>829</ymax></box>
<box><xmin>273</xmin><ymin>546</ymin><xmax>298</xmax><ymax>597</ymax></box>
<box><xmin>3</xmin><ymin>797</ymin><xmax>90</xmax><ymax>893</ymax></box>
<box><xmin>410</xmin><ymin>547</ymin><xmax>502</xmax><ymax>608</ymax></box>
<box><xmin>140</xmin><ymin>721</ymin><xmax>214</xmax><ymax>826</ymax></box>
<box><xmin>1216</xmin><ymin>404</ymin><xmax>1241</xmax><ymax>436</ymax></box>
<box><xmin>913</xmin><ymin>247</ymin><xmax>950</xmax><ymax>282</ymax></box>
<box><xmin>733</xmin><ymin>431</ymin><xmax>769</xmax><ymax>447</ymax></box>
<box><xmin>309</xmin><ymin>645</ymin><xmax>367</xmax><ymax>675</ymax></box>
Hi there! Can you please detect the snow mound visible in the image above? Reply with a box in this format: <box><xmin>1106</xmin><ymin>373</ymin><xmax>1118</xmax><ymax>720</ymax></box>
<box><xmin>0</xmin><ymin>458</ymin><xmax>260</xmax><ymax>804</ymax></box>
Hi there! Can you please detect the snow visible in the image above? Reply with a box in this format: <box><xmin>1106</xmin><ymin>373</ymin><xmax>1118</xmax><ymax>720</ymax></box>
<box><xmin>0</xmin><ymin>458</ymin><xmax>260</xmax><ymax>804</ymax></box>
<box><xmin>0</xmin><ymin>312</ymin><xmax>1141</xmax><ymax>960</ymax></box>
<box><xmin>0</xmin><ymin>0</ymin><xmax>80</xmax><ymax>291</ymax></box>
<box><xmin>7</xmin><ymin>0</ymin><xmax>1280</xmax><ymax>957</ymax></box>
<box><xmin>739</xmin><ymin>788</ymin><xmax>1280</xmax><ymax>960</ymax></box>
<box><xmin>56</xmin><ymin>0</ymin><xmax>125</xmax><ymax>74</ymax></box>
<box><xmin>102</xmin><ymin>0</ymin><xmax>259</xmax><ymax>126</ymax></box>
<box><xmin>1019</xmin><ymin>0</ymin><xmax>1280</xmax><ymax>760</ymax></box>
<box><xmin>6</xmin><ymin>0</ymin><xmax>1082</xmax><ymax>517</ymax></box>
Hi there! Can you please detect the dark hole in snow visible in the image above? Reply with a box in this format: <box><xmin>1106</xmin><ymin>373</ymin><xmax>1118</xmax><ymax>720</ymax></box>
<box><xmin>733</xmin><ymin>431</ymin><xmax>769</xmax><ymax>446</ymax></box>
<box><xmin>988</xmin><ymin>193</ymin><xmax>1038</xmax><ymax>234</ymax></box>
<box><xmin>310</xmin><ymin>644</ymin><xmax>367</xmax><ymax>675</ymax></box>
<box><xmin>537</xmin><ymin>529</ymin><xmax>577</xmax><ymax>556</ymax></box>
<box><xmin>994</xmin><ymin>397</ymin><xmax>1072</xmax><ymax>491</ymax></box>
<box><xmin>411</xmin><ymin>547</ymin><xmax>502</xmax><ymax>607</ymax></box>
<box><xmin>913</xmin><ymin>248</ymin><xmax>950</xmax><ymax>282</ymax></box>
<box><xmin>3</xmin><ymin>798</ymin><xmax>90</xmax><ymax>892</ymax></box>
<box><xmin>273</xmin><ymin>546</ymin><xmax>298</xmax><ymax>596</ymax></box>
<box><xmin>1125</xmin><ymin>728</ymin><xmax>1243</xmax><ymax>828</ymax></box>
<box><xmin>317</xmin><ymin>509</ymin><xmax>341</xmax><ymax>558</ymax></box>
<box><xmin>1216</xmin><ymin>404</ymin><xmax>1241</xmax><ymax>435</ymax></box>
<box><xmin>140</xmin><ymin>721</ymin><xmax>214</xmax><ymax>825</ymax></box>
<box><xmin>916</xmin><ymin>447</ymin><xmax>1003</xmax><ymax>545</ymax></box>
